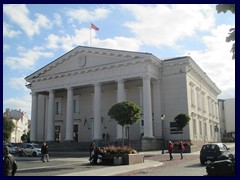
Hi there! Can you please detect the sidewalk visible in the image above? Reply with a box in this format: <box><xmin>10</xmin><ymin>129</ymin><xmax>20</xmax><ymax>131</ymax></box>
<box><xmin>55</xmin><ymin>143</ymin><xmax>235</xmax><ymax>176</ymax></box>
<box><xmin>57</xmin><ymin>160</ymin><xmax>163</xmax><ymax>176</ymax></box>
<box><xmin>56</xmin><ymin>150</ymin><xmax>195</xmax><ymax>176</ymax></box>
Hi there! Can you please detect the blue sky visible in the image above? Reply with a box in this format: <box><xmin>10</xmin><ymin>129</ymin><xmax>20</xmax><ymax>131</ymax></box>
<box><xmin>3</xmin><ymin>4</ymin><xmax>235</xmax><ymax>116</ymax></box>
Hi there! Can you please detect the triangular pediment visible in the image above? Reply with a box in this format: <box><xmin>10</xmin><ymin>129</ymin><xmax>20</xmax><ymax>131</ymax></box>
<box><xmin>26</xmin><ymin>46</ymin><xmax>149</xmax><ymax>80</ymax></box>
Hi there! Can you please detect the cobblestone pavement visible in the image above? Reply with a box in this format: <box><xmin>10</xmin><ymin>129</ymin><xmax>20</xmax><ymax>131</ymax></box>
<box><xmin>115</xmin><ymin>154</ymin><xmax>199</xmax><ymax>176</ymax></box>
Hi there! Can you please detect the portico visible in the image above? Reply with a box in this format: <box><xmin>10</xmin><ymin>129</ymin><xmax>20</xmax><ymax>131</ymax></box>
<box><xmin>26</xmin><ymin>46</ymin><xmax>221</xmax><ymax>150</ymax></box>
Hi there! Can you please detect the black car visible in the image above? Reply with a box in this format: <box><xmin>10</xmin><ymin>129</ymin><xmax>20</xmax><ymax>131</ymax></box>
<box><xmin>200</xmin><ymin>143</ymin><xmax>230</xmax><ymax>165</ymax></box>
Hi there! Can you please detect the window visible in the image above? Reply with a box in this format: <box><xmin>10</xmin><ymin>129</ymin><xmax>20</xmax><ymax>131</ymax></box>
<box><xmin>73</xmin><ymin>100</ymin><xmax>77</xmax><ymax>113</ymax></box>
<box><xmin>204</xmin><ymin>122</ymin><xmax>207</xmax><ymax>137</ymax></box>
<box><xmin>56</xmin><ymin>102</ymin><xmax>59</xmax><ymax>114</ymax></box>
<box><xmin>55</xmin><ymin>98</ymin><xmax>62</xmax><ymax>115</ymax></box>
<box><xmin>193</xmin><ymin>119</ymin><xmax>197</xmax><ymax>137</ymax></box>
<box><xmin>170</xmin><ymin>122</ymin><xmax>182</xmax><ymax>134</ymax></box>
<box><xmin>199</xmin><ymin>121</ymin><xmax>202</xmax><ymax>136</ymax></box>
<box><xmin>73</xmin><ymin>95</ymin><xmax>80</xmax><ymax>114</ymax></box>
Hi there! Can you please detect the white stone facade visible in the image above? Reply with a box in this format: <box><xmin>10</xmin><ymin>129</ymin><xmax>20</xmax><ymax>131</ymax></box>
<box><xmin>218</xmin><ymin>98</ymin><xmax>235</xmax><ymax>141</ymax></box>
<box><xmin>25</xmin><ymin>46</ymin><xmax>221</xmax><ymax>146</ymax></box>
<box><xmin>4</xmin><ymin>108</ymin><xmax>30</xmax><ymax>143</ymax></box>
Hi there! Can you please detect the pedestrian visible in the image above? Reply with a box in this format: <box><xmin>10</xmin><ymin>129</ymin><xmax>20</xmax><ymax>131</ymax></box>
<box><xmin>41</xmin><ymin>142</ymin><xmax>49</xmax><ymax>162</ymax></box>
<box><xmin>3</xmin><ymin>146</ymin><xmax>18</xmax><ymax>176</ymax></box>
<box><xmin>178</xmin><ymin>141</ymin><xmax>185</xmax><ymax>159</ymax></box>
<box><xmin>167</xmin><ymin>141</ymin><xmax>174</xmax><ymax>160</ymax></box>
<box><xmin>89</xmin><ymin>141</ymin><xmax>96</xmax><ymax>161</ymax></box>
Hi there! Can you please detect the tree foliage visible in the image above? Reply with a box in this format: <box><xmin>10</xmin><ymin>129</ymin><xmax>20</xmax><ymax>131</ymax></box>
<box><xmin>108</xmin><ymin>101</ymin><xmax>141</xmax><ymax>146</ymax></box>
<box><xmin>21</xmin><ymin>131</ymin><xmax>30</xmax><ymax>142</ymax></box>
<box><xmin>174</xmin><ymin>113</ymin><xmax>191</xmax><ymax>130</ymax></box>
<box><xmin>108</xmin><ymin>101</ymin><xmax>141</xmax><ymax>126</ymax></box>
<box><xmin>216</xmin><ymin>4</ymin><xmax>235</xmax><ymax>60</ymax></box>
<box><xmin>3</xmin><ymin>116</ymin><xmax>15</xmax><ymax>142</ymax></box>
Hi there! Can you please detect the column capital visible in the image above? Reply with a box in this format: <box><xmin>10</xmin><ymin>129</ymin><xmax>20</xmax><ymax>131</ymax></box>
<box><xmin>66</xmin><ymin>86</ymin><xmax>73</xmax><ymax>91</ymax></box>
<box><xmin>48</xmin><ymin>89</ymin><xmax>55</xmax><ymax>93</ymax></box>
<box><xmin>93</xmin><ymin>82</ymin><xmax>101</xmax><ymax>87</ymax></box>
<box><xmin>31</xmin><ymin>91</ymin><xmax>38</xmax><ymax>96</ymax></box>
<box><xmin>142</xmin><ymin>74</ymin><xmax>151</xmax><ymax>80</ymax></box>
<box><xmin>116</xmin><ymin>79</ymin><xmax>125</xmax><ymax>83</ymax></box>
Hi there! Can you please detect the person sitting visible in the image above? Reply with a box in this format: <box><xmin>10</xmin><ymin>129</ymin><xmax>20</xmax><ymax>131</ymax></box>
<box><xmin>92</xmin><ymin>147</ymin><xmax>104</xmax><ymax>165</ymax></box>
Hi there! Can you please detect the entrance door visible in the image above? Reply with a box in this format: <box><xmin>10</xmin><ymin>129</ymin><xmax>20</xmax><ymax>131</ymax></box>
<box><xmin>73</xmin><ymin>124</ymin><xmax>78</xmax><ymax>142</ymax></box>
<box><xmin>55</xmin><ymin>125</ymin><xmax>61</xmax><ymax>142</ymax></box>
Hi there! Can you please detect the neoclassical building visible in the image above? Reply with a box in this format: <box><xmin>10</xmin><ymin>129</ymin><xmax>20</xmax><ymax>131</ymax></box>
<box><xmin>25</xmin><ymin>46</ymin><xmax>221</xmax><ymax>150</ymax></box>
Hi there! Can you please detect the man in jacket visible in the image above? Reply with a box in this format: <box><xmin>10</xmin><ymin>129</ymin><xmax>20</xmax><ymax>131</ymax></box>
<box><xmin>3</xmin><ymin>146</ymin><xmax>17</xmax><ymax>176</ymax></box>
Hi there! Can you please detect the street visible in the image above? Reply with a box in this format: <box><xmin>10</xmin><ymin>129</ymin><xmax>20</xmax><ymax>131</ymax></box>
<box><xmin>14</xmin><ymin>143</ymin><xmax>235</xmax><ymax>176</ymax></box>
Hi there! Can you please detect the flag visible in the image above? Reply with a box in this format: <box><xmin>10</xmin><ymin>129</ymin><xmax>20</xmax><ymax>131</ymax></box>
<box><xmin>91</xmin><ymin>23</ymin><xmax>99</xmax><ymax>31</ymax></box>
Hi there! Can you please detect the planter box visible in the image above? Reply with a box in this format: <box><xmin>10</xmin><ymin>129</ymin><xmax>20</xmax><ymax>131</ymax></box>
<box><xmin>102</xmin><ymin>153</ymin><xmax>144</xmax><ymax>165</ymax></box>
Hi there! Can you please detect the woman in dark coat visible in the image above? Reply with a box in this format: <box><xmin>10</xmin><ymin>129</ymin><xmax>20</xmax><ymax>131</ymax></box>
<box><xmin>178</xmin><ymin>141</ymin><xmax>185</xmax><ymax>159</ymax></box>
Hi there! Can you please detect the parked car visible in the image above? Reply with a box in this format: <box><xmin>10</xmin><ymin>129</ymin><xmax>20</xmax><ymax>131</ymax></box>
<box><xmin>18</xmin><ymin>143</ymin><xmax>42</xmax><ymax>157</ymax></box>
<box><xmin>3</xmin><ymin>143</ymin><xmax>18</xmax><ymax>154</ymax></box>
<box><xmin>200</xmin><ymin>143</ymin><xmax>231</xmax><ymax>165</ymax></box>
<box><xmin>206</xmin><ymin>154</ymin><xmax>235</xmax><ymax>176</ymax></box>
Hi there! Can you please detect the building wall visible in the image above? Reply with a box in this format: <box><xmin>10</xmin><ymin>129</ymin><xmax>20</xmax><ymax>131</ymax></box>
<box><xmin>4</xmin><ymin>108</ymin><xmax>30</xmax><ymax>143</ymax></box>
<box><xmin>26</xmin><ymin>47</ymin><xmax>221</xmax><ymax>149</ymax></box>
<box><xmin>218</xmin><ymin>98</ymin><xmax>235</xmax><ymax>141</ymax></box>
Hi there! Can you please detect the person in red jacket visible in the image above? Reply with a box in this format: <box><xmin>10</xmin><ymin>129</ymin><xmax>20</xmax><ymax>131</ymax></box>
<box><xmin>167</xmin><ymin>141</ymin><xmax>174</xmax><ymax>160</ymax></box>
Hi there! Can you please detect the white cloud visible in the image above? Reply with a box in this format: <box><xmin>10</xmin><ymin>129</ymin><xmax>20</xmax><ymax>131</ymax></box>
<box><xmin>3</xmin><ymin>44</ymin><xmax>10</xmax><ymax>52</ymax></box>
<box><xmin>122</xmin><ymin>4</ymin><xmax>215</xmax><ymax>47</ymax></box>
<box><xmin>66</xmin><ymin>7</ymin><xmax>110</xmax><ymax>23</ymax></box>
<box><xmin>53</xmin><ymin>13</ymin><xmax>62</xmax><ymax>27</ymax></box>
<box><xmin>185</xmin><ymin>24</ymin><xmax>235</xmax><ymax>99</ymax></box>
<box><xmin>3</xmin><ymin>22</ymin><xmax>22</xmax><ymax>38</ymax></box>
<box><xmin>94</xmin><ymin>37</ymin><xmax>142</xmax><ymax>51</ymax></box>
<box><xmin>8</xmin><ymin>77</ymin><xmax>29</xmax><ymax>91</ymax></box>
<box><xmin>4</xmin><ymin>95</ymin><xmax>32</xmax><ymax>115</ymax></box>
<box><xmin>3</xmin><ymin>4</ymin><xmax>52</xmax><ymax>37</ymax></box>
<box><xmin>45</xmin><ymin>27</ymin><xmax>141</xmax><ymax>52</ymax></box>
<box><xmin>5</xmin><ymin>49</ymin><xmax>54</xmax><ymax>70</ymax></box>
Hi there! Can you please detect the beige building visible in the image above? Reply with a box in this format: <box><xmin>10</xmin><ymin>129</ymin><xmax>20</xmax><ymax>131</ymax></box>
<box><xmin>25</xmin><ymin>46</ymin><xmax>221</xmax><ymax>150</ymax></box>
<box><xmin>4</xmin><ymin>108</ymin><xmax>30</xmax><ymax>143</ymax></box>
<box><xmin>218</xmin><ymin>98</ymin><xmax>235</xmax><ymax>142</ymax></box>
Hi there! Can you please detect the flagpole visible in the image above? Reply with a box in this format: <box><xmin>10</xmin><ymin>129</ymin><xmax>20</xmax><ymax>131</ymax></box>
<box><xmin>90</xmin><ymin>25</ymin><xmax>92</xmax><ymax>47</ymax></box>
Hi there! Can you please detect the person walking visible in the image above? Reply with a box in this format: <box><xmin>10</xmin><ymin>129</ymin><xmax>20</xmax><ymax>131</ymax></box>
<box><xmin>41</xmin><ymin>142</ymin><xmax>49</xmax><ymax>162</ymax></box>
<box><xmin>89</xmin><ymin>141</ymin><xmax>96</xmax><ymax>161</ymax></box>
<box><xmin>167</xmin><ymin>141</ymin><xmax>174</xmax><ymax>160</ymax></box>
<box><xmin>3</xmin><ymin>146</ymin><xmax>17</xmax><ymax>176</ymax></box>
<box><xmin>178</xmin><ymin>141</ymin><xmax>185</xmax><ymax>159</ymax></box>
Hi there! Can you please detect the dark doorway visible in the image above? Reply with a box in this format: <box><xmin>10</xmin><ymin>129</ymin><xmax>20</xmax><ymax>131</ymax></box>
<box><xmin>55</xmin><ymin>125</ymin><xmax>61</xmax><ymax>142</ymax></box>
<box><xmin>73</xmin><ymin>124</ymin><xmax>78</xmax><ymax>142</ymax></box>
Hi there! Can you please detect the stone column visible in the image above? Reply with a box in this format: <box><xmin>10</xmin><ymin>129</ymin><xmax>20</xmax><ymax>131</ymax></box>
<box><xmin>93</xmin><ymin>83</ymin><xmax>102</xmax><ymax>140</ymax></box>
<box><xmin>142</xmin><ymin>76</ymin><xmax>153</xmax><ymax>138</ymax></box>
<box><xmin>116</xmin><ymin>79</ymin><xmax>126</xmax><ymax>139</ymax></box>
<box><xmin>152</xmin><ymin>80</ymin><xmax>162</xmax><ymax>137</ymax></box>
<box><xmin>65</xmin><ymin>87</ymin><xmax>74</xmax><ymax>141</ymax></box>
<box><xmin>47</xmin><ymin>89</ymin><xmax>55</xmax><ymax>141</ymax></box>
<box><xmin>30</xmin><ymin>91</ymin><xmax>38</xmax><ymax>142</ymax></box>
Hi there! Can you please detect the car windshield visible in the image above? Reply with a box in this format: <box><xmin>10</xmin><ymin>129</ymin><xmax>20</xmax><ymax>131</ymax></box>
<box><xmin>202</xmin><ymin>144</ymin><xmax>219</xmax><ymax>151</ymax></box>
<box><xmin>32</xmin><ymin>144</ymin><xmax>40</xmax><ymax>148</ymax></box>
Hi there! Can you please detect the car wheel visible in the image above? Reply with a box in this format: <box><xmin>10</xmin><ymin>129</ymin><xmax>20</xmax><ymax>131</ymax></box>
<box><xmin>32</xmin><ymin>152</ymin><xmax>37</xmax><ymax>157</ymax></box>
<box><xmin>200</xmin><ymin>160</ymin><xmax>205</xmax><ymax>165</ymax></box>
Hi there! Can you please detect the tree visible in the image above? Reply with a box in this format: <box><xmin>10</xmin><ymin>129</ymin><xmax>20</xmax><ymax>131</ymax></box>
<box><xmin>21</xmin><ymin>130</ymin><xmax>30</xmax><ymax>142</ymax></box>
<box><xmin>3</xmin><ymin>116</ymin><xmax>15</xmax><ymax>142</ymax></box>
<box><xmin>108</xmin><ymin>101</ymin><xmax>141</xmax><ymax>147</ymax></box>
<box><xmin>174</xmin><ymin>113</ymin><xmax>191</xmax><ymax>140</ymax></box>
<box><xmin>216</xmin><ymin>4</ymin><xmax>235</xmax><ymax>60</ymax></box>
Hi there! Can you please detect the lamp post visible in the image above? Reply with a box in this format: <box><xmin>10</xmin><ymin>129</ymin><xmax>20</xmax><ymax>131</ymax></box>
<box><xmin>161</xmin><ymin>114</ymin><xmax>165</xmax><ymax>154</ymax></box>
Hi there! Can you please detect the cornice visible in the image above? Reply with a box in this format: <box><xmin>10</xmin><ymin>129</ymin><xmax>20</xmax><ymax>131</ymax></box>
<box><xmin>29</xmin><ymin>56</ymin><xmax>157</xmax><ymax>83</ymax></box>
